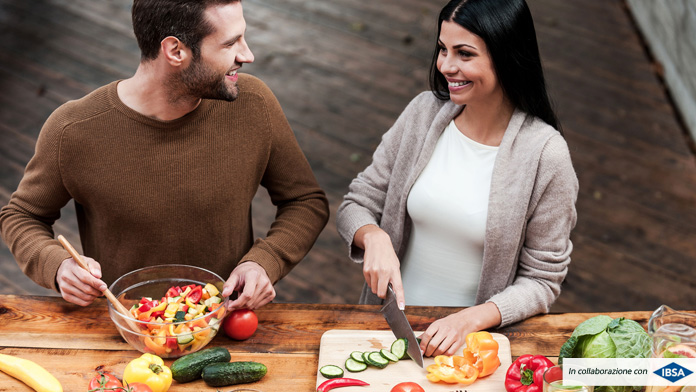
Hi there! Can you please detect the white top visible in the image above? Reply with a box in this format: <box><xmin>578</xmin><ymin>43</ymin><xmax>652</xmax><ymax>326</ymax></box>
<box><xmin>400</xmin><ymin>119</ymin><xmax>498</xmax><ymax>306</ymax></box>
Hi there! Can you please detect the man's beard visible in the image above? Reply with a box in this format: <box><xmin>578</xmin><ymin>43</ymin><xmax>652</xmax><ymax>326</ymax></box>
<box><xmin>173</xmin><ymin>57</ymin><xmax>239</xmax><ymax>102</ymax></box>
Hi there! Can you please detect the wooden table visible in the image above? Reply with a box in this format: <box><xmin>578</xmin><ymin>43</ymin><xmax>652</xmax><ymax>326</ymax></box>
<box><xmin>0</xmin><ymin>295</ymin><xmax>679</xmax><ymax>391</ymax></box>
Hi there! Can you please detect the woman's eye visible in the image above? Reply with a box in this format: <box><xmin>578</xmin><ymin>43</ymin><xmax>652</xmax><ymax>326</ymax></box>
<box><xmin>438</xmin><ymin>46</ymin><xmax>447</xmax><ymax>54</ymax></box>
<box><xmin>459</xmin><ymin>50</ymin><xmax>473</xmax><ymax>58</ymax></box>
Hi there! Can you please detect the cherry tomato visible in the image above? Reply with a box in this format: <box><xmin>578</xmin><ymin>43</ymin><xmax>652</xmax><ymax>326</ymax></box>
<box><xmin>391</xmin><ymin>381</ymin><xmax>426</xmax><ymax>392</ymax></box>
<box><xmin>222</xmin><ymin>309</ymin><xmax>258</xmax><ymax>340</ymax></box>
<box><xmin>88</xmin><ymin>372</ymin><xmax>123</xmax><ymax>390</ymax></box>
<box><xmin>123</xmin><ymin>382</ymin><xmax>153</xmax><ymax>392</ymax></box>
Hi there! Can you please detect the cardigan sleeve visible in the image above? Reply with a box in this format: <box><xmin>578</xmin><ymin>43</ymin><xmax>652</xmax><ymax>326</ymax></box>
<box><xmin>487</xmin><ymin>134</ymin><xmax>579</xmax><ymax>326</ymax></box>
<box><xmin>336</xmin><ymin>93</ymin><xmax>431</xmax><ymax>262</ymax></box>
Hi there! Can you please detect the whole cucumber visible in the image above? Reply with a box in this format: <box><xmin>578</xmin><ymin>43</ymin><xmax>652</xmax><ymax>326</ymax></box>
<box><xmin>201</xmin><ymin>361</ymin><xmax>267</xmax><ymax>387</ymax></box>
<box><xmin>170</xmin><ymin>347</ymin><xmax>231</xmax><ymax>383</ymax></box>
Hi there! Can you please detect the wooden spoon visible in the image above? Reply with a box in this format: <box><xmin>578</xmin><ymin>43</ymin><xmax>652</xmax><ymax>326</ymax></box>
<box><xmin>57</xmin><ymin>235</ymin><xmax>141</xmax><ymax>331</ymax></box>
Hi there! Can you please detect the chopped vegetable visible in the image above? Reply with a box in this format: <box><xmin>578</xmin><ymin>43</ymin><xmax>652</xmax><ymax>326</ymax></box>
<box><xmin>426</xmin><ymin>331</ymin><xmax>501</xmax><ymax>385</ymax></box>
<box><xmin>461</xmin><ymin>331</ymin><xmax>501</xmax><ymax>377</ymax></box>
<box><xmin>319</xmin><ymin>365</ymin><xmax>344</xmax><ymax>379</ymax></box>
<box><xmin>317</xmin><ymin>377</ymin><xmax>369</xmax><ymax>392</ymax></box>
<box><xmin>344</xmin><ymin>358</ymin><xmax>367</xmax><ymax>373</ymax></box>
<box><xmin>426</xmin><ymin>355</ymin><xmax>479</xmax><ymax>384</ymax></box>
<box><xmin>129</xmin><ymin>283</ymin><xmax>225</xmax><ymax>356</ymax></box>
<box><xmin>504</xmin><ymin>354</ymin><xmax>555</xmax><ymax>392</ymax></box>
<box><xmin>390</xmin><ymin>338</ymin><xmax>408</xmax><ymax>360</ymax></box>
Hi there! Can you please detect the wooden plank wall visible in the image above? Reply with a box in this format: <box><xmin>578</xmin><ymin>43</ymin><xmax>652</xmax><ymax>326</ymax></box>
<box><xmin>0</xmin><ymin>0</ymin><xmax>694</xmax><ymax>312</ymax></box>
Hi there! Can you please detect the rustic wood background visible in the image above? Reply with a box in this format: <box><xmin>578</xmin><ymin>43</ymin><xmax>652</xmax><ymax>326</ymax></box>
<box><xmin>1</xmin><ymin>0</ymin><xmax>695</xmax><ymax>313</ymax></box>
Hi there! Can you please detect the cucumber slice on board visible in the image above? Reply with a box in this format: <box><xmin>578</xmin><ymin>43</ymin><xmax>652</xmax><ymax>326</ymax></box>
<box><xmin>345</xmin><ymin>358</ymin><xmax>367</xmax><ymax>372</ymax></box>
<box><xmin>367</xmin><ymin>351</ymin><xmax>389</xmax><ymax>369</ymax></box>
<box><xmin>350</xmin><ymin>351</ymin><xmax>365</xmax><ymax>363</ymax></box>
<box><xmin>390</xmin><ymin>338</ymin><xmax>408</xmax><ymax>360</ymax></box>
<box><xmin>380</xmin><ymin>348</ymin><xmax>400</xmax><ymax>363</ymax></box>
<box><xmin>319</xmin><ymin>364</ymin><xmax>344</xmax><ymax>379</ymax></box>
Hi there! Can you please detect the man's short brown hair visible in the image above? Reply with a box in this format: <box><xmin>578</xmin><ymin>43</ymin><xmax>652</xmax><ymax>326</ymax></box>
<box><xmin>132</xmin><ymin>0</ymin><xmax>241</xmax><ymax>61</ymax></box>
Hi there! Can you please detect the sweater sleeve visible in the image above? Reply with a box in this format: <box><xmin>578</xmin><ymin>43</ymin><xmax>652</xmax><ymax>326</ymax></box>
<box><xmin>238</xmin><ymin>82</ymin><xmax>329</xmax><ymax>284</ymax></box>
<box><xmin>488</xmin><ymin>134</ymin><xmax>579</xmax><ymax>327</ymax></box>
<box><xmin>0</xmin><ymin>110</ymin><xmax>73</xmax><ymax>291</ymax></box>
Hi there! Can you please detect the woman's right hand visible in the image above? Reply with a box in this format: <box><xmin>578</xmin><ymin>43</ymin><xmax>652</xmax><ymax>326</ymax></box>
<box><xmin>354</xmin><ymin>225</ymin><xmax>406</xmax><ymax>309</ymax></box>
<box><xmin>56</xmin><ymin>256</ymin><xmax>107</xmax><ymax>306</ymax></box>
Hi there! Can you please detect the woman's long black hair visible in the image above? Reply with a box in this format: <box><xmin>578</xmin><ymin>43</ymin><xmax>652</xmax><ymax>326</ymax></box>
<box><xmin>429</xmin><ymin>0</ymin><xmax>562</xmax><ymax>134</ymax></box>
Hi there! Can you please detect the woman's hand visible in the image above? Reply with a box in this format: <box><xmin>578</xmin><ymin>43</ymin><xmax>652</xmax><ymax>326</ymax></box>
<box><xmin>353</xmin><ymin>225</ymin><xmax>405</xmax><ymax>309</ymax></box>
<box><xmin>419</xmin><ymin>302</ymin><xmax>502</xmax><ymax>356</ymax></box>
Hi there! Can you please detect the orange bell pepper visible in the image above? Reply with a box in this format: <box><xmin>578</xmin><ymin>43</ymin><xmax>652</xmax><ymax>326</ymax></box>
<box><xmin>426</xmin><ymin>355</ymin><xmax>479</xmax><ymax>384</ymax></box>
<box><xmin>462</xmin><ymin>331</ymin><xmax>501</xmax><ymax>377</ymax></box>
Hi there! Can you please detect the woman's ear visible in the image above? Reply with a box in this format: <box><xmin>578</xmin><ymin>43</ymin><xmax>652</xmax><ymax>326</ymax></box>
<box><xmin>160</xmin><ymin>36</ymin><xmax>190</xmax><ymax>67</ymax></box>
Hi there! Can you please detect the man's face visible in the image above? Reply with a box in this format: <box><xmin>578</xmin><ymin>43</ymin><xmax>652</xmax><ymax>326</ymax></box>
<box><xmin>178</xmin><ymin>2</ymin><xmax>254</xmax><ymax>102</ymax></box>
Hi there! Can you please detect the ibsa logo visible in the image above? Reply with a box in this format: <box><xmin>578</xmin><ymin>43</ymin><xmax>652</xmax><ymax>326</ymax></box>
<box><xmin>654</xmin><ymin>362</ymin><xmax>693</xmax><ymax>383</ymax></box>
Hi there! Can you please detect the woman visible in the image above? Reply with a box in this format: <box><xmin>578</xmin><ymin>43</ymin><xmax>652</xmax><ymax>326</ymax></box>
<box><xmin>336</xmin><ymin>0</ymin><xmax>578</xmax><ymax>357</ymax></box>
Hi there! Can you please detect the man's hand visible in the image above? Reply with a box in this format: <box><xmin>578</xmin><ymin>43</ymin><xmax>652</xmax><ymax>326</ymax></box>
<box><xmin>222</xmin><ymin>262</ymin><xmax>275</xmax><ymax>310</ymax></box>
<box><xmin>56</xmin><ymin>256</ymin><xmax>107</xmax><ymax>306</ymax></box>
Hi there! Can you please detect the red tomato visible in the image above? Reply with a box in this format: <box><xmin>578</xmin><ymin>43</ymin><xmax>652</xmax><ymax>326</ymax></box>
<box><xmin>222</xmin><ymin>309</ymin><xmax>258</xmax><ymax>340</ymax></box>
<box><xmin>391</xmin><ymin>382</ymin><xmax>425</xmax><ymax>392</ymax></box>
<box><xmin>123</xmin><ymin>382</ymin><xmax>153</xmax><ymax>392</ymax></box>
<box><xmin>88</xmin><ymin>372</ymin><xmax>123</xmax><ymax>390</ymax></box>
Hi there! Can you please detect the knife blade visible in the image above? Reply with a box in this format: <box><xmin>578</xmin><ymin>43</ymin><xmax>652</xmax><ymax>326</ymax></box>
<box><xmin>380</xmin><ymin>284</ymin><xmax>424</xmax><ymax>367</ymax></box>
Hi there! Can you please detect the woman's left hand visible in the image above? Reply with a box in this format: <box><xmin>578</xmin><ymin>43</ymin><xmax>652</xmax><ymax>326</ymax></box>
<box><xmin>419</xmin><ymin>302</ymin><xmax>502</xmax><ymax>357</ymax></box>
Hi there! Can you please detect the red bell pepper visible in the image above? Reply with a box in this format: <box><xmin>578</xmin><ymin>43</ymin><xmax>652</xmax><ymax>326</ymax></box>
<box><xmin>165</xmin><ymin>286</ymin><xmax>182</xmax><ymax>298</ymax></box>
<box><xmin>186</xmin><ymin>286</ymin><xmax>203</xmax><ymax>303</ymax></box>
<box><xmin>138</xmin><ymin>301</ymin><xmax>154</xmax><ymax>313</ymax></box>
<box><xmin>505</xmin><ymin>354</ymin><xmax>554</xmax><ymax>392</ymax></box>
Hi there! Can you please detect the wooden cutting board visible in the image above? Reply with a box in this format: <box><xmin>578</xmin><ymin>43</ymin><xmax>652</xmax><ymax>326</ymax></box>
<box><xmin>316</xmin><ymin>330</ymin><xmax>511</xmax><ymax>391</ymax></box>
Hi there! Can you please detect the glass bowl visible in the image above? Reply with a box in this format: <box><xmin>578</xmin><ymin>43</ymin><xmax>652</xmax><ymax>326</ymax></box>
<box><xmin>108</xmin><ymin>264</ymin><xmax>228</xmax><ymax>358</ymax></box>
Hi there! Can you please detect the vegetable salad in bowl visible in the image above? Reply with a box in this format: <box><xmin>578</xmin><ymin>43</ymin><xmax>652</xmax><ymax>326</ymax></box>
<box><xmin>108</xmin><ymin>265</ymin><xmax>229</xmax><ymax>358</ymax></box>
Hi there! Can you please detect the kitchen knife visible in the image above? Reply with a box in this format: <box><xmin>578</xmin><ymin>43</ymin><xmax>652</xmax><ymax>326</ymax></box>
<box><xmin>380</xmin><ymin>284</ymin><xmax>424</xmax><ymax>367</ymax></box>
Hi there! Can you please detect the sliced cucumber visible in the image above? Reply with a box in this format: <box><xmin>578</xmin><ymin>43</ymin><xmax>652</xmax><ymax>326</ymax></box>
<box><xmin>345</xmin><ymin>358</ymin><xmax>367</xmax><ymax>372</ymax></box>
<box><xmin>177</xmin><ymin>333</ymin><xmax>194</xmax><ymax>344</ymax></box>
<box><xmin>362</xmin><ymin>352</ymin><xmax>371</xmax><ymax>365</ymax></box>
<box><xmin>380</xmin><ymin>348</ymin><xmax>400</xmax><ymax>363</ymax></box>
<box><xmin>367</xmin><ymin>351</ymin><xmax>389</xmax><ymax>369</ymax></box>
<box><xmin>390</xmin><ymin>338</ymin><xmax>408</xmax><ymax>360</ymax></box>
<box><xmin>208</xmin><ymin>317</ymin><xmax>220</xmax><ymax>331</ymax></box>
<box><xmin>350</xmin><ymin>351</ymin><xmax>365</xmax><ymax>363</ymax></box>
<box><xmin>319</xmin><ymin>365</ymin><xmax>344</xmax><ymax>379</ymax></box>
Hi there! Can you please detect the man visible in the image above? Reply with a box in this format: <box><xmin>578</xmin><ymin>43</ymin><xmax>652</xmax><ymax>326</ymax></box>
<box><xmin>0</xmin><ymin>0</ymin><xmax>329</xmax><ymax>311</ymax></box>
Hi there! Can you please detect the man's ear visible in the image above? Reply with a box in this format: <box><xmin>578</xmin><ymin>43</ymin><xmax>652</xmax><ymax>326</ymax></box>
<box><xmin>160</xmin><ymin>36</ymin><xmax>191</xmax><ymax>67</ymax></box>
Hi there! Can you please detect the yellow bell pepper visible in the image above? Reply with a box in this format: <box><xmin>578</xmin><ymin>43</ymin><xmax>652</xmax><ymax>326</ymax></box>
<box><xmin>426</xmin><ymin>355</ymin><xmax>479</xmax><ymax>384</ymax></box>
<box><xmin>123</xmin><ymin>353</ymin><xmax>172</xmax><ymax>392</ymax></box>
<box><xmin>461</xmin><ymin>331</ymin><xmax>501</xmax><ymax>377</ymax></box>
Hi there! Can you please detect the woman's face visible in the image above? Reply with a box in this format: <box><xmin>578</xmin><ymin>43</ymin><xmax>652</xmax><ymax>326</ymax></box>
<box><xmin>436</xmin><ymin>21</ymin><xmax>504</xmax><ymax>107</ymax></box>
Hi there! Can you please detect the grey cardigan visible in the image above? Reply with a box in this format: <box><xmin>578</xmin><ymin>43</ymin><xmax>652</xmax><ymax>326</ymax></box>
<box><xmin>336</xmin><ymin>92</ymin><xmax>579</xmax><ymax>327</ymax></box>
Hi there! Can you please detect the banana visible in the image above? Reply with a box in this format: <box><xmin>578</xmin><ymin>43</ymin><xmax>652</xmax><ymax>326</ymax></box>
<box><xmin>0</xmin><ymin>353</ymin><xmax>63</xmax><ymax>392</ymax></box>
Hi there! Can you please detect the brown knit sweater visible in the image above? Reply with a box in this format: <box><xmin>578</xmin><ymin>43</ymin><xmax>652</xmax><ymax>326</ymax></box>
<box><xmin>0</xmin><ymin>74</ymin><xmax>329</xmax><ymax>291</ymax></box>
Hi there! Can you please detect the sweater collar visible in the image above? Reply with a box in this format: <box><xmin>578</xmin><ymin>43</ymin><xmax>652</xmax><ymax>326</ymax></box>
<box><xmin>107</xmin><ymin>80</ymin><xmax>213</xmax><ymax>129</ymax></box>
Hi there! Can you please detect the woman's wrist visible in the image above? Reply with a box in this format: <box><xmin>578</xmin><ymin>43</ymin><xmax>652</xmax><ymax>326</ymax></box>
<box><xmin>456</xmin><ymin>302</ymin><xmax>502</xmax><ymax>331</ymax></box>
<box><xmin>354</xmin><ymin>224</ymin><xmax>390</xmax><ymax>249</ymax></box>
